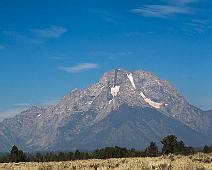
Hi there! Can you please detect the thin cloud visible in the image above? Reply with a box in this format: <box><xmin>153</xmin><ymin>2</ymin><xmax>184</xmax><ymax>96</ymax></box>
<box><xmin>2</xmin><ymin>25</ymin><xmax>67</xmax><ymax>44</ymax></box>
<box><xmin>13</xmin><ymin>103</ymin><xmax>31</xmax><ymax>107</ymax></box>
<box><xmin>59</xmin><ymin>63</ymin><xmax>100</xmax><ymax>73</ymax></box>
<box><xmin>0</xmin><ymin>104</ymin><xmax>29</xmax><ymax>121</ymax></box>
<box><xmin>31</xmin><ymin>26</ymin><xmax>67</xmax><ymax>38</ymax></box>
<box><xmin>184</xmin><ymin>19</ymin><xmax>210</xmax><ymax>35</ymax></box>
<box><xmin>88</xmin><ymin>9</ymin><xmax>123</xmax><ymax>25</ymax></box>
<box><xmin>132</xmin><ymin>5</ymin><xmax>193</xmax><ymax>18</ymax></box>
<box><xmin>132</xmin><ymin>0</ymin><xmax>206</xmax><ymax>18</ymax></box>
<box><xmin>42</xmin><ymin>98</ymin><xmax>60</xmax><ymax>106</ymax></box>
<box><xmin>162</xmin><ymin>0</ymin><xmax>205</xmax><ymax>5</ymax></box>
<box><xmin>2</xmin><ymin>31</ymin><xmax>43</xmax><ymax>44</ymax></box>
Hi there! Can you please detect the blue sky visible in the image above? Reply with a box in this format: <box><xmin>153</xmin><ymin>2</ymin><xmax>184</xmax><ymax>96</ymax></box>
<box><xmin>0</xmin><ymin>0</ymin><xmax>212</xmax><ymax>119</ymax></box>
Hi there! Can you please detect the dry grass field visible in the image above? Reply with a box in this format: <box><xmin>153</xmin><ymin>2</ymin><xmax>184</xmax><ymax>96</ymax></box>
<box><xmin>0</xmin><ymin>153</ymin><xmax>211</xmax><ymax>170</ymax></box>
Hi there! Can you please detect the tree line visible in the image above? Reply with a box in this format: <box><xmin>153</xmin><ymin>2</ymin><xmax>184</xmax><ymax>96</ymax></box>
<box><xmin>0</xmin><ymin>135</ymin><xmax>211</xmax><ymax>163</ymax></box>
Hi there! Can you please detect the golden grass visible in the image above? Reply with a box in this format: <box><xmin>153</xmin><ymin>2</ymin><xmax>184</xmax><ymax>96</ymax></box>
<box><xmin>0</xmin><ymin>153</ymin><xmax>211</xmax><ymax>170</ymax></box>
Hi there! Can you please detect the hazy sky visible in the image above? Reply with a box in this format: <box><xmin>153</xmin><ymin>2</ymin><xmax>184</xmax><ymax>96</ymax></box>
<box><xmin>0</xmin><ymin>0</ymin><xmax>212</xmax><ymax>119</ymax></box>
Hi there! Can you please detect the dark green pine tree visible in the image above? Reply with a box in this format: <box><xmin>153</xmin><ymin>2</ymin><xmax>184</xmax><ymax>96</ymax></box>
<box><xmin>10</xmin><ymin>145</ymin><xmax>26</xmax><ymax>162</ymax></box>
<box><xmin>145</xmin><ymin>142</ymin><xmax>159</xmax><ymax>157</ymax></box>
<box><xmin>173</xmin><ymin>140</ymin><xmax>186</xmax><ymax>154</ymax></box>
<box><xmin>10</xmin><ymin>145</ymin><xmax>20</xmax><ymax>162</ymax></box>
<box><xmin>161</xmin><ymin>135</ymin><xmax>177</xmax><ymax>154</ymax></box>
<box><xmin>203</xmin><ymin>145</ymin><xmax>211</xmax><ymax>153</ymax></box>
<box><xmin>74</xmin><ymin>150</ymin><xmax>81</xmax><ymax>160</ymax></box>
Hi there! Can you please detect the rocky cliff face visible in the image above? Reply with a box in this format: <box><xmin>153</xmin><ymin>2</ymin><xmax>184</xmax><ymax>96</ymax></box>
<box><xmin>0</xmin><ymin>69</ymin><xmax>211</xmax><ymax>151</ymax></box>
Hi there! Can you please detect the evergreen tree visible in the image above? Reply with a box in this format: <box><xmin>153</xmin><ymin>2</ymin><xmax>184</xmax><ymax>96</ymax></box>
<box><xmin>10</xmin><ymin>145</ymin><xmax>26</xmax><ymax>162</ymax></box>
<box><xmin>145</xmin><ymin>142</ymin><xmax>159</xmax><ymax>157</ymax></box>
<box><xmin>10</xmin><ymin>145</ymin><xmax>19</xmax><ymax>162</ymax></box>
<box><xmin>35</xmin><ymin>153</ymin><xmax>43</xmax><ymax>162</ymax></box>
<box><xmin>18</xmin><ymin>150</ymin><xmax>26</xmax><ymax>162</ymax></box>
<box><xmin>203</xmin><ymin>145</ymin><xmax>211</xmax><ymax>153</ymax></box>
<box><xmin>74</xmin><ymin>150</ymin><xmax>81</xmax><ymax>160</ymax></box>
<box><xmin>174</xmin><ymin>140</ymin><xmax>186</xmax><ymax>154</ymax></box>
<box><xmin>174</xmin><ymin>140</ymin><xmax>195</xmax><ymax>155</ymax></box>
<box><xmin>161</xmin><ymin>135</ymin><xmax>177</xmax><ymax>154</ymax></box>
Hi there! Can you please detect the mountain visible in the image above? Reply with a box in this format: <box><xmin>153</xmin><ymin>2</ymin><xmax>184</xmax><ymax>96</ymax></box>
<box><xmin>205</xmin><ymin>110</ymin><xmax>212</xmax><ymax>123</ymax></box>
<box><xmin>0</xmin><ymin>69</ymin><xmax>211</xmax><ymax>152</ymax></box>
<box><xmin>205</xmin><ymin>110</ymin><xmax>212</xmax><ymax>116</ymax></box>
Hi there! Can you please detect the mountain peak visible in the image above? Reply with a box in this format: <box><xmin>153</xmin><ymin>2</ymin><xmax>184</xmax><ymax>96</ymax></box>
<box><xmin>100</xmin><ymin>68</ymin><xmax>161</xmax><ymax>86</ymax></box>
<box><xmin>0</xmin><ymin>68</ymin><xmax>211</xmax><ymax>152</ymax></box>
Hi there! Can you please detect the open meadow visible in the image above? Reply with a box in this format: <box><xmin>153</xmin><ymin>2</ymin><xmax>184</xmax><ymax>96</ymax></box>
<box><xmin>0</xmin><ymin>153</ymin><xmax>211</xmax><ymax>170</ymax></box>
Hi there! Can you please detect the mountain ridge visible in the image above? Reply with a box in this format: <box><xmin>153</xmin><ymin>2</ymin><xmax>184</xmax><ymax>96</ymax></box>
<box><xmin>0</xmin><ymin>69</ymin><xmax>211</xmax><ymax>151</ymax></box>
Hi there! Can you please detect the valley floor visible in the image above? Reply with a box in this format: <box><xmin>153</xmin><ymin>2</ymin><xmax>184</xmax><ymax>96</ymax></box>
<box><xmin>0</xmin><ymin>153</ymin><xmax>211</xmax><ymax>170</ymax></box>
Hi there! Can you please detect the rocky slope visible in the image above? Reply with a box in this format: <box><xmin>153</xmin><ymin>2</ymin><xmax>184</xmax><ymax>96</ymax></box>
<box><xmin>0</xmin><ymin>69</ymin><xmax>211</xmax><ymax>151</ymax></box>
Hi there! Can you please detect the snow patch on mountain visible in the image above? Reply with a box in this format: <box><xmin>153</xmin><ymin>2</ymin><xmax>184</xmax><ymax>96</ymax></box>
<box><xmin>140</xmin><ymin>92</ymin><xmax>163</xmax><ymax>109</ymax></box>
<box><xmin>111</xmin><ymin>86</ymin><xmax>120</xmax><ymax>97</ymax></box>
<box><xmin>100</xmin><ymin>86</ymin><xmax>104</xmax><ymax>90</ymax></box>
<box><xmin>109</xmin><ymin>99</ymin><xmax>113</xmax><ymax>104</ymax></box>
<box><xmin>127</xmin><ymin>73</ymin><xmax>136</xmax><ymax>89</ymax></box>
<box><xmin>86</xmin><ymin>101</ymin><xmax>93</xmax><ymax>105</ymax></box>
<box><xmin>156</xmin><ymin>80</ymin><xmax>161</xmax><ymax>85</ymax></box>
